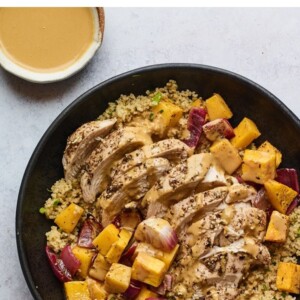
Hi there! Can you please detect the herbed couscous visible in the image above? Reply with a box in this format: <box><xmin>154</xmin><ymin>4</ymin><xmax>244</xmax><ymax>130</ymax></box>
<box><xmin>41</xmin><ymin>80</ymin><xmax>300</xmax><ymax>300</ymax></box>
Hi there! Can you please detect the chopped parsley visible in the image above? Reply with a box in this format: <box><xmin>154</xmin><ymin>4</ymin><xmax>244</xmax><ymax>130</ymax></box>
<box><xmin>297</xmin><ymin>227</ymin><xmax>300</xmax><ymax>237</ymax></box>
<box><xmin>39</xmin><ymin>207</ymin><xmax>46</xmax><ymax>214</ymax></box>
<box><xmin>151</xmin><ymin>92</ymin><xmax>162</xmax><ymax>105</ymax></box>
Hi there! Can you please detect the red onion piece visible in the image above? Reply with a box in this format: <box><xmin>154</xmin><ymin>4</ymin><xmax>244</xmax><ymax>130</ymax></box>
<box><xmin>60</xmin><ymin>245</ymin><xmax>81</xmax><ymax>276</ymax></box>
<box><xmin>78</xmin><ymin>214</ymin><xmax>102</xmax><ymax>248</ymax></box>
<box><xmin>123</xmin><ymin>280</ymin><xmax>142</xmax><ymax>299</ymax></box>
<box><xmin>286</xmin><ymin>196</ymin><xmax>300</xmax><ymax>215</ymax></box>
<box><xmin>203</xmin><ymin>118</ymin><xmax>235</xmax><ymax>141</ymax></box>
<box><xmin>120</xmin><ymin>242</ymin><xmax>138</xmax><ymax>266</ymax></box>
<box><xmin>276</xmin><ymin>168</ymin><xmax>299</xmax><ymax>193</ymax></box>
<box><xmin>151</xmin><ymin>274</ymin><xmax>173</xmax><ymax>296</ymax></box>
<box><xmin>45</xmin><ymin>246</ymin><xmax>72</xmax><ymax>282</ymax></box>
<box><xmin>183</xmin><ymin>108</ymin><xmax>207</xmax><ymax>147</ymax></box>
<box><xmin>252</xmin><ymin>188</ymin><xmax>274</xmax><ymax>220</ymax></box>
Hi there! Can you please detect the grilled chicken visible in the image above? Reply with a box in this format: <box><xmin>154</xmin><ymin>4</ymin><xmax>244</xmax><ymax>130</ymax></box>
<box><xmin>225</xmin><ymin>184</ymin><xmax>257</xmax><ymax>204</ymax></box>
<box><xmin>62</xmin><ymin>118</ymin><xmax>116</xmax><ymax>180</ymax></box>
<box><xmin>143</xmin><ymin>153</ymin><xmax>213</xmax><ymax>208</ymax></box>
<box><xmin>111</xmin><ymin>138</ymin><xmax>193</xmax><ymax>177</ymax></box>
<box><xmin>99</xmin><ymin>158</ymin><xmax>170</xmax><ymax>226</ymax></box>
<box><xmin>165</xmin><ymin>186</ymin><xmax>229</xmax><ymax>232</ymax></box>
<box><xmin>81</xmin><ymin>127</ymin><xmax>152</xmax><ymax>203</ymax></box>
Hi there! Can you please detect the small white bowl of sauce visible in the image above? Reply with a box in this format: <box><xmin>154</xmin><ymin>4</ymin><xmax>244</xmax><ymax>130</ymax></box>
<box><xmin>0</xmin><ymin>7</ymin><xmax>104</xmax><ymax>83</ymax></box>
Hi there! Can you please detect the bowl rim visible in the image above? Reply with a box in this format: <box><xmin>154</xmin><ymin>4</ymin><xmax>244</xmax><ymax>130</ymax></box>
<box><xmin>16</xmin><ymin>63</ymin><xmax>300</xmax><ymax>300</ymax></box>
<box><xmin>0</xmin><ymin>7</ymin><xmax>105</xmax><ymax>84</ymax></box>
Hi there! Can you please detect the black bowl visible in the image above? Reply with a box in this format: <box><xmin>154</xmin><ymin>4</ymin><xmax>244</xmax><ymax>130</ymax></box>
<box><xmin>16</xmin><ymin>64</ymin><xmax>300</xmax><ymax>300</ymax></box>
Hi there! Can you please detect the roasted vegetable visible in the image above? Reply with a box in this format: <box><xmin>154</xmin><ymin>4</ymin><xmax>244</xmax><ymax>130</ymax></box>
<box><xmin>241</xmin><ymin>149</ymin><xmax>276</xmax><ymax>184</ymax></box>
<box><xmin>89</xmin><ymin>253</ymin><xmax>111</xmax><ymax>281</ymax></box>
<box><xmin>276</xmin><ymin>168</ymin><xmax>299</xmax><ymax>193</ymax></box>
<box><xmin>264</xmin><ymin>179</ymin><xmax>298</xmax><ymax>214</ymax></box>
<box><xmin>230</xmin><ymin>117</ymin><xmax>261</xmax><ymax>149</ymax></box>
<box><xmin>86</xmin><ymin>277</ymin><xmax>107</xmax><ymax>300</ymax></box>
<box><xmin>152</xmin><ymin>100</ymin><xmax>183</xmax><ymax>132</ymax></box>
<box><xmin>135</xmin><ymin>218</ymin><xmax>178</xmax><ymax>252</ymax></box>
<box><xmin>61</xmin><ymin>245</ymin><xmax>81</xmax><ymax>276</ymax></box>
<box><xmin>104</xmin><ymin>263</ymin><xmax>132</xmax><ymax>293</ymax></box>
<box><xmin>276</xmin><ymin>262</ymin><xmax>300</xmax><ymax>294</ymax></box>
<box><xmin>183</xmin><ymin>107</ymin><xmax>206</xmax><ymax>147</ymax></box>
<box><xmin>264</xmin><ymin>211</ymin><xmax>289</xmax><ymax>243</ymax></box>
<box><xmin>205</xmin><ymin>94</ymin><xmax>233</xmax><ymax>120</ymax></box>
<box><xmin>132</xmin><ymin>252</ymin><xmax>166</xmax><ymax>287</ymax></box>
<box><xmin>64</xmin><ymin>281</ymin><xmax>91</xmax><ymax>300</ymax></box>
<box><xmin>106</xmin><ymin>229</ymin><xmax>132</xmax><ymax>264</ymax></box>
<box><xmin>210</xmin><ymin>138</ymin><xmax>242</xmax><ymax>174</ymax></box>
<box><xmin>123</xmin><ymin>280</ymin><xmax>142</xmax><ymax>299</ymax></box>
<box><xmin>92</xmin><ymin>224</ymin><xmax>119</xmax><ymax>255</ymax></box>
<box><xmin>135</xmin><ymin>287</ymin><xmax>158</xmax><ymax>300</ymax></box>
<box><xmin>203</xmin><ymin>118</ymin><xmax>235</xmax><ymax>141</ymax></box>
<box><xmin>71</xmin><ymin>246</ymin><xmax>95</xmax><ymax>279</ymax></box>
<box><xmin>54</xmin><ymin>203</ymin><xmax>84</xmax><ymax>233</ymax></box>
<box><xmin>78</xmin><ymin>214</ymin><xmax>102</xmax><ymax>248</ymax></box>
<box><xmin>45</xmin><ymin>246</ymin><xmax>72</xmax><ymax>282</ymax></box>
<box><xmin>258</xmin><ymin>141</ymin><xmax>282</xmax><ymax>167</ymax></box>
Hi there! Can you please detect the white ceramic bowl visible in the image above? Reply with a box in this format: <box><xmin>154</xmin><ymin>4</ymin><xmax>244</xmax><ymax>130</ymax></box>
<box><xmin>0</xmin><ymin>8</ymin><xmax>105</xmax><ymax>83</ymax></box>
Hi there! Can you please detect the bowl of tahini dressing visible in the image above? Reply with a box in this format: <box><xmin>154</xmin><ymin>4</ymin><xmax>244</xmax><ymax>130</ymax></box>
<box><xmin>0</xmin><ymin>8</ymin><xmax>104</xmax><ymax>83</ymax></box>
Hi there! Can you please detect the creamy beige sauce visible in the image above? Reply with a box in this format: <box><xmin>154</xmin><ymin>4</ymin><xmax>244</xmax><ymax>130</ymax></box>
<box><xmin>0</xmin><ymin>8</ymin><xmax>95</xmax><ymax>72</ymax></box>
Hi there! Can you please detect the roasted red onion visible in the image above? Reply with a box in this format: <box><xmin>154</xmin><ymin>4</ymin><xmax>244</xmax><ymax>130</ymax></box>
<box><xmin>203</xmin><ymin>118</ymin><xmax>235</xmax><ymax>141</ymax></box>
<box><xmin>45</xmin><ymin>246</ymin><xmax>72</xmax><ymax>282</ymax></box>
<box><xmin>60</xmin><ymin>245</ymin><xmax>81</xmax><ymax>276</ymax></box>
<box><xmin>276</xmin><ymin>168</ymin><xmax>299</xmax><ymax>193</ymax></box>
<box><xmin>286</xmin><ymin>196</ymin><xmax>300</xmax><ymax>215</ymax></box>
<box><xmin>120</xmin><ymin>242</ymin><xmax>138</xmax><ymax>266</ymax></box>
<box><xmin>123</xmin><ymin>280</ymin><xmax>142</xmax><ymax>299</ymax></box>
<box><xmin>183</xmin><ymin>108</ymin><xmax>207</xmax><ymax>147</ymax></box>
<box><xmin>78</xmin><ymin>214</ymin><xmax>102</xmax><ymax>248</ymax></box>
<box><xmin>151</xmin><ymin>274</ymin><xmax>173</xmax><ymax>296</ymax></box>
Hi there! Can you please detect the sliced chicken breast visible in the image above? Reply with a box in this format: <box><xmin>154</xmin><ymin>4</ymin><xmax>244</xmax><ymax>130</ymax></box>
<box><xmin>99</xmin><ymin>158</ymin><xmax>170</xmax><ymax>226</ymax></box>
<box><xmin>81</xmin><ymin>127</ymin><xmax>152</xmax><ymax>203</ymax></box>
<box><xmin>225</xmin><ymin>184</ymin><xmax>257</xmax><ymax>204</ymax></box>
<box><xmin>111</xmin><ymin>138</ymin><xmax>193</xmax><ymax>177</ymax></box>
<box><xmin>143</xmin><ymin>153</ymin><xmax>213</xmax><ymax>209</ymax></box>
<box><xmin>165</xmin><ymin>186</ymin><xmax>228</xmax><ymax>232</ymax></box>
<box><xmin>63</xmin><ymin>118</ymin><xmax>116</xmax><ymax>180</ymax></box>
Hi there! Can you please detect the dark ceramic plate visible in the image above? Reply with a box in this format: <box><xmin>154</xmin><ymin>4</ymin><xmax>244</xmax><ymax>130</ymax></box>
<box><xmin>16</xmin><ymin>64</ymin><xmax>300</xmax><ymax>300</ymax></box>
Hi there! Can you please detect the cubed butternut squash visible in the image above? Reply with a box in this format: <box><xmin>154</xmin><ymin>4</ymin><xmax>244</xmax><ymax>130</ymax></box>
<box><xmin>135</xmin><ymin>287</ymin><xmax>158</xmax><ymax>300</ymax></box>
<box><xmin>152</xmin><ymin>100</ymin><xmax>183</xmax><ymax>130</ymax></box>
<box><xmin>86</xmin><ymin>277</ymin><xmax>107</xmax><ymax>300</ymax></box>
<box><xmin>230</xmin><ymin>117</ymin><xmax>261</xmax><ymax>149</ymax></box>
<box><xmin>265</xmin><ymin>211</ymin><xmax>289</xmax><ymax>243</ymax></box>
<box><xmin>264</xmin><ymin>179</ymin><xmax>298</xmax><ymax>214</ymax></box>
<box><xmin>132</xmin><ymin>252</ymin><xmax>166</xmax><ymax>287</ymax></box>
<box><xmin>205</xmin><ymin>94</ymin><xmax>233</xmax><ymax>120</ymax></box>
<box><xmin>64</xmin><ymin>281</ymin><xmax>91</xmax><ymax>300</ymax></box>
<box><xmin>241</xmin><ymin>149</ymin><xmax>276</xmax><ymax>184</ymax></box>
<box><xmin>104</xmin><ymin>263</ymin><xmax>131</xmax><ymax>293</ymax></box>
<box><xmin>92</xmin><ymin>224</ymin><xmax>119</xmax><ymax>255</ymax></box>
<box><xmin>89</xmin><ymin>253</ymin><xmax>111</xmax><ymax>281</ymax></box>
<box><xmin>258</xmin><ymin>141</ymin><xmax>282</xmax><ymax>167</ymax></box>
<box><xmin>54</xmin><ymin>203</ymin><xmax>84</xmax><ymax>233</ymax></box>
<box><xmin>276</xmin><ymin>262</ymin><xmax>300</xmax><ymax>294</ymax></box>
<box><xmin>210</xmin><ymin>138</ymin><xmax>242</xmax><ymax>174</ymax></box>
<box><xmin>106</xmin><ymin>229</ymin><xmax>132</xmax><ymax>264</ymax></box>
<box><xmin>72</xmin><ymin>246</ymin><xmax>95</xmax><ymax>279</ymax></box>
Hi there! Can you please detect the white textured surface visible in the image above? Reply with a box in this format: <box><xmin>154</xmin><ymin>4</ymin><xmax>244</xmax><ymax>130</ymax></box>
<box><xmin>0</xmin><ymin>8</ymin><xmax>300</xmax><ymax>300</ymax></box>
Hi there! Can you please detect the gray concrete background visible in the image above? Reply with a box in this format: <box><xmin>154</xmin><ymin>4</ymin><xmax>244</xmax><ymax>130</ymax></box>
<box><xmin>0</xmin><ymin>8</ymin><xmax>299</xmax><ymax>299</ymax></box>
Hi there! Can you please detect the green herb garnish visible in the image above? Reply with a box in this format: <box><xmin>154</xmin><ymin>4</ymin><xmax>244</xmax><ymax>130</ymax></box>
<box><xmin>53</xmin><ymin>199</ymin><xmax>61</xmax><ymax>206</ymax></box>
<box><xmin>149</xmin><ymin>112</ymin><xmax>155</xmax><ymax>121</ymax></box>
<box><xmin>39</xmin><ymin>207</ymin><xmax>46</xmax><ymax>214</ymax></box>
<box><xmin>297</xmin><ymin>228</ymin><xmax>300</xmax><ymax>237</ymax></box>
<box><xmin>151</xmin><ymin>92</ymin><xmax>162</xmax><ymax>105</ymax></box>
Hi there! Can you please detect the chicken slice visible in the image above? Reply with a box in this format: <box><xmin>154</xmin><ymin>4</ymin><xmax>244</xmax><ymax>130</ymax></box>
<box><xmin>200</xmin><ymin>237</ymin><xmax>271</xmax><ymax>265</ymax></box>
<box><xmin>196</xmin><ymin>159</ymin><xmax>228</xmax><ymax>192</ymax></box>
<box><xmin>143</xmin><ymin>153</ymin><xmax>213</xmax><ymax>208</ymax></box>
<box><xmin>81</xmin><ymin>127</ymin><xmax>152</xmax><ymax>203</ymax></box>
<box><xmin>99</xmin><ymin>158</ymin><xmax>170</xmax><ymax>226</ymax></box>
<box><xmin>111</xmin><ymin>138</ymin><xmax>193</xmax><ymax>177</ymax></box>
<box><xmin>165</xmin><ymin>186</ymin><xmax>228</xmax><ymax>232</ymax></box>
<box><xmin>225</xmin><ymin>184</ymin><xmax>257</xmax><ymax>204</ymax></box>
<box><xmin>63</xmin><ymin>118</ymin><xmax>116</xmax><ymax>180</ymax></box>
